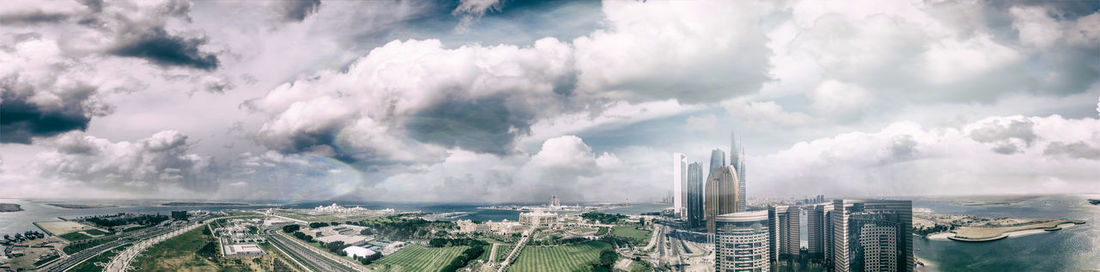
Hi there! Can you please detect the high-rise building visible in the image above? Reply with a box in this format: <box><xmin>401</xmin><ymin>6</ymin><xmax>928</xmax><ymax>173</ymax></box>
<box><xmin>768</xmin><ymin>205</ymin><xmax>800</xmax><ymax>263</ymax></box>
<box><xmin>673</xmin><ymin>153</ymin><xmax>687</xmax><ymax>219</ymax></box>
<box><xmin>686</xmin><ymin>162</ymin><xmax>705</xmax><ymax>228</ymax></box>
<box><xmin>808</xmin><ymin>204</ymin><xmax>834</xmax><ymax>263</ymax></box>
<box><xmin>709</xmin><ymin>148</ymin><xmax>726</xmax><ymax>177</ymax></box>
<box><xmin>705</xmin><ymin>165</ymin><xmax>740</xmax><ymax>234</ymax></box>
<box><xmin>832</xmin><ymin>200</ymin><xmax>913</xmax><ymax>272</ymax></box>
<box><xmin>730</xmin><ymin>133</ymin><xmax>746</xmax><ymax>211</ymax></box>
<box><xmin>715</xmin><ymin>211</ymin><xmax>770</xmax><ymax>272</ymax></box>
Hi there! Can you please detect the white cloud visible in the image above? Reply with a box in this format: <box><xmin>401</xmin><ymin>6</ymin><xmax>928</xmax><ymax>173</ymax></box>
<box><xmin>752</xmin><ymin>115</ymin><xmax>1100</xmax><ymax>197</ymax></box>
<box><xmin>572</xmin><ymin>0</ymin><xmax>774</xmax><ymax>103</ymax></box>
<box><xmin>722</xmin><ymin>98</ymin><xmax>814</xmax><ymax>128</ymax></box>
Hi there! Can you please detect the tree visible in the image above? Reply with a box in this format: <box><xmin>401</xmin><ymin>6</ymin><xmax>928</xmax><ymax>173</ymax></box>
<box><xmin>283</xmin><ymin>224</ymin><xmax>301</xmax><ymax>233</ymax></box>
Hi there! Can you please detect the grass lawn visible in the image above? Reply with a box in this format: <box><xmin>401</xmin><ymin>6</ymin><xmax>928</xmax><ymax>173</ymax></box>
<box><xmin>595</xmin><ymin>227</ymin><xmax>609</xmax><ymax>236</ymax></box>
<box><xmin>64</xmin><ymin>236</ymin><xmax>119</xmax><ymax>254</ymax></box>
<box><xmin>610</xmin><ymin>226</ymin><xmax>652</xmax><ymax>246</ymax></box>
<box><xmin>509</xmin><ymin>241</ymin><xmax>612</xmax><ymax>272</ymax></box>
<box><xmin>70</xmin><ymin>243</ymin><xmax>131</xmax><ymax>272</ymax></box>
<box><xmin>34</xmin><ymin>254</ymin><xmax>60</xmax><ymax>267</ymax></box>
<box><xmin>59</xmin><ymin>232</ymin><xmax>93</xmax><ymax>242</ymax></box>
<box><xmin>85</xmin><ymin>229</ymin><xmax>108</xmax><ymax>236</ymax></box>
<box><xmin>371</xmin><ymin>244</ymin><xmax>470</xmax><ymax>271</ymax></box>
<box><xmin>131</xmin><ymin>225</ymin><xmax>279</xmax><ymax>272</ymax></box>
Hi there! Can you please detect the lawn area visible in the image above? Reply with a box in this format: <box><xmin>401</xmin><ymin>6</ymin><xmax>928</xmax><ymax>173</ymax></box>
<box><xmin>371</xmin><ymin>244</ymin><xmax>471</xmax><ymax>271</ymax></box>
<box><xmin>64</xmin><ymin>236</ymin><xmax>119</xmax><ymax>254</ymax></box>
<box><xmin>509</xmin><ymin>241</ymin><xmax>612</xmax><ymax>272</ymax></box>
<box><xmin>59</xmin><ymin>232</ymin><xmax>93</xmax><ymax>242</ymax></box>
<box><xmin>595</xmin><ymin>227</ymin><xmax>609</xmax><ymax>236</ymax></box>
<box><xmin>71</xmin><ymin>243</ymin><xmax>131</xmax><ymax>272</ymax></box>
<box><xmin>610</xmin><ymin>226</ymin><xmax>652</xmax><ymax>246</ymax></box>
<box><xmin>34</xmin><ymin>254</ymin><xmax>60</xmax><ymax>267</ymax></box>
<box><xmin>85</xmin><ymin>229</ymin><xmax>108</xmax><ymax>235</ymax></box>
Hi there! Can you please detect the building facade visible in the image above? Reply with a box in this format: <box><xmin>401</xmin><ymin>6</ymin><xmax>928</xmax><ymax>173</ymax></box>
<box><xmin>730</xmin><ymin>133</ymin><xmax>746</xmax><ymax>212</ymax></box>
<box><xmin>832</xmin><ymin>199</ymin><xmax>913</xmax><ymax>272</ymax></box>
<box><xmin>705</xmin><ymin>165</ymin><xmax>740</xmax><ymax>234</ymax></box>
<box><xmin>687</xmin><ymin>162</ymin><xmax>705</xmax><ymax>228</ymax></box>
<box><xmin>673</xmin><ymin>153</ymin><xmax>687</xmax><ymax>219</ymax></box>
<box><xmin>768</xmin><ymin>205</ymin><xmax>800</xmax><ymax>263</ymax></box>
<box><xmin>715</xmin><ymin>211</ymin><xmax>770</xmax><ymax>272</ymax></box>
<box><xmin>807</xmin><ymin>204</ymin><xmax>834</xmax><ymax>263</ymax></box>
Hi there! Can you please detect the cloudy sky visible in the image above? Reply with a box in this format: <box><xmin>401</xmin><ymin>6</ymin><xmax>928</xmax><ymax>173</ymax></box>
<box><xmin>1</xmin><ymin>0</ymin><xmax>1098</xmax><ymax>203</ymax></box>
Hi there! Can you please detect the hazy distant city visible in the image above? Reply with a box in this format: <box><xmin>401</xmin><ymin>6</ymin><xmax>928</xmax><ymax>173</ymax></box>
<box><xmin>2</xmin><ymin>0</ymin><xmax>1099</xmax><ymax>271</ymax></box>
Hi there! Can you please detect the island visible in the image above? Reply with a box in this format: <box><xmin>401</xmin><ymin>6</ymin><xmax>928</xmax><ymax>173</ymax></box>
<box><xmin>46</xmin><ymin>203</ymin><xmax>118</xmax><ymax>209</ymax></box>
<box><xmin>1089</xmin><ymin>199</ymin><xmax>1100</xmax><ymax>205</ymax></box>
<box><xmin>914</xmin><ymin>211</ymin><xmax>1086</xmax><ymax>242</ymax></box>
<box><xmin>0</xmin><ymin>203</ymin><xmax>22</xmax><ymax>212</ymax></box>
<box><xmin>160</xmin><ymin>201</ymin><xmax>251</xmax><ymax>206</ymax></box>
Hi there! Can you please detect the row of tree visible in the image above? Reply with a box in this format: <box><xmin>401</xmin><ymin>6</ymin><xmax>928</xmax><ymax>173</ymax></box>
<box><xmin>581</xmin><ymin>212</ymin><xmax>628</xmax><ymax>224</ymax></box>
<box><xmin>440</xmin><ymin>246</ymin><xmax>485</xmax><ymax>272</ymax></box>
<box><xmin>428</xmin><ymin>237</ymin><xmax>488</xmax><ymax>248</ymax></box>
<box><xmin>86</xmin><ymin>213</ymin><xmax>169</xmax><ymax>227</ymax></box>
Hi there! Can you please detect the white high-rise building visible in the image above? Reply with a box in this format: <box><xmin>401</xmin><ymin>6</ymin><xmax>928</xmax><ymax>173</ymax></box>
<box><xmin>672</xmin><ymin>153</ymin><xmax>687</xmax><ymax>219</ymax></box>
<box><xmin>731</xmin><ymin>133</ymin><xmax>746</xmax><ymax>212</ymax></box>
<box><xmin>716</xmin><ymin>211</ymin><xmax>770</xmax><ymax>272</ymax></box>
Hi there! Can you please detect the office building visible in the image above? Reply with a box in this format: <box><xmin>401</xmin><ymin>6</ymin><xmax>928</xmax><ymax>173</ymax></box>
<box><xmin>715</xmin><ymin>211</ymin><xmax>770</xmax><ymax>272</ymax></box>
<box><xmin>730</xmin><ymin>133</ymin><xmax>747</xmax><ymax>212</ymax></box>
<box><xmin>709</xmin><ymin>148</ymin><xmax>726</xmax><ymax>177</ymax></box>
<box><xmin>686</xmin><ymin>162</ymin><xmax>705</xmax><ymax>228</ymax></box>
<box><xmin>833</xmin><ymin>199</ymin><xmax>913</xmax><ymax>272</ymax></box>
<box><xmin>769</xmin><ymin>205</ymin><xmax>799</xmax><ymax>260</ymax></box>
<box><xmin>673</xmin><ymin>153</ymin><xmax>687</xmax><ymax>219</ymax></box>
<box><xmin>705</xmin><ymin>165</ymin><xmax>740</xmax><ymax>234</ymax></box>
<box><xmin>808</xmin><ymin>204</ymin><xmax>834</xmax><ymax>263</ymax></box>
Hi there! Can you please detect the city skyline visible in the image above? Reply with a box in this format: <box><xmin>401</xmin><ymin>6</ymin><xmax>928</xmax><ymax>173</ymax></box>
<box><xmin>1</xmin><ymin>0</ymin><xmax>1099</xmax><ymax>204</ymax></box>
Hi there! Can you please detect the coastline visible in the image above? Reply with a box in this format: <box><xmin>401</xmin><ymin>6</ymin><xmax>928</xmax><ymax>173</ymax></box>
<box><xmin>928</xmin><ymin>222</ymin><xmax>1084</xmax><ymax>242</ymax></box>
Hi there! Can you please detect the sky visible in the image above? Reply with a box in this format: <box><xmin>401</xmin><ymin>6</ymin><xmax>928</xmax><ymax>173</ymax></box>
<box><xmin>1</xmin><ymin>0</ymin><xmax>1099</xmax><ymax>203</ymax></box>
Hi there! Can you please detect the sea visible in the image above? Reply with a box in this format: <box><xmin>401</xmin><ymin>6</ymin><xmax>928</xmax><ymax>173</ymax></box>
<box><xmin>2</xmin><ymin>196</ymin><xmax>1096</xmax><ymax>271</ymax></box>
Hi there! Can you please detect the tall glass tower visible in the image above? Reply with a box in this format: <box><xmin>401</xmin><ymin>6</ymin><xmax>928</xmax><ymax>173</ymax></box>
<box><xmin>731</xmin><ymin>132</ymin><xmax>746</xmax><ymax>211</ymax></box>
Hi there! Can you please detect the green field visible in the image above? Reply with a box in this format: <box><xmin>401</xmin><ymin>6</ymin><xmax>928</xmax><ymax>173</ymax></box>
<box><xmin>64</xmin><ymin>236</ymin><xmax>119</xmax><ymax>254</ymax></box>
<box><xmin>132</xmin><ymin>225</ymin><xmax>290</xmax><ymax>271</ymax></box>
<box><xmin>59</xmin><ymin>232</ymin><xmax>93</xmax><ymax>241</ymax></box>
<box><xmin>371</xmin><ymin>245</ymin><xmax>471</xmax><ymax>271</ymax></box>
<box><xmin>85</xmin><ymin>229</ymin><xmax>108</xmax><ymax>235</ymax></box>
<box><xmin>70</xmin><ymin>243</ymin><xmax>131</xmax><ymax>272</ymax></box>
<box><xmin>610</xmin><ymin>226</ymin><xmax>652</xmax><ymax>245</ymax></box>
<box><xmin>509</xmin><ymin>241</ymin><xmax>612</xmax><ymax>272</ymax></box>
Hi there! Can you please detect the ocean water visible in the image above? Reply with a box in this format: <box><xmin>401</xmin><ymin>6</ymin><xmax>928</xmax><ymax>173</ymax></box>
<box><xmin>912</xmin><ymin>194</ymin><xmax>1100</xmax><ymax>271</ymax></box>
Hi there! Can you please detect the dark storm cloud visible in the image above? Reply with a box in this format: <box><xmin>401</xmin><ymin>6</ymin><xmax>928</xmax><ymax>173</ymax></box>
<box><xmin>0</xmin><ymin>80</ymin><xmax>96</xmax><ymax>144</ymax></box>
<box><xmin>282</xmin><ymin>0</ymin><xmax>322</xmax><ymax>22</ymax></box>
<box><xmin>406</xmin><ymin>96</ymin><xmax>533</xmax><ymax>155</ymax></box>
<box><xmin>1044</xmin><ymin>141</ymin><xmax>1100</xmax><ymax>160</ymax></box>
<box><xmin>109</xmin><ymin>28</ymin><xmax>219</xmax><ymax>70</ymax></box>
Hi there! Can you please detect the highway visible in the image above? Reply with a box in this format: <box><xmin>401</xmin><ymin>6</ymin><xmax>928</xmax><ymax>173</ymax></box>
<box><xmin>265</xmin><ymin>229</ymin><xmax>358</xmax><ymax>272</ymax></box>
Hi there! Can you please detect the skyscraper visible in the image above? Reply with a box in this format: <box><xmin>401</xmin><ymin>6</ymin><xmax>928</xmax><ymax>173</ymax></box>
<box><xmin>715</xmin><ymin>211</ymin><xmax>770</xmax><ymax>272</ymax></box>
<box><xmin>808</xmin><ymin>203</ymin><xmax>834</xmax><ymax>262</ymax></box>
<box><xmin>709</xmin><ymin>148</ymin><xmax>726</xmax><ymax>177</ymax></box>
<box><xmin>686</xmin><ymin>162</ymin><xmax>705</xmax><ymax>228</ymax></box>
<box><xmin>705</xmin><ymin>165</ymin><xmax>740</xmax><ymax>234</ymax></box>
<box><xmin>672</xmin><ymin>153</ymin><xmax>687</xmax><ymax>219</ymax></box>
<box><xmin>730</xmin><ymin>132</ymin><xmax>746</xmax><ymax>211</ymax></box>
<box><xmin>769</xmin><ymin>205</ymin><xmax>800</xmax><ymax>260</ymax></box>
<box><xmin>832</xmin><ymin>199</ymin><xmax>913</xmax><ymax>272</ymax></box>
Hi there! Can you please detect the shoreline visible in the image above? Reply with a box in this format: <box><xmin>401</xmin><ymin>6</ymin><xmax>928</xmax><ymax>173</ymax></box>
<box><xmin>929</xmin><ymin>222</ymin><xmax>1084</xmax><ymax>242</ymax></box>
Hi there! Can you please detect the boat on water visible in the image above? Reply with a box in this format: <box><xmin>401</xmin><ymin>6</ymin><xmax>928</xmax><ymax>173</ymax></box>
<box><xmin>1089</xmin><ymin>199</ymin><xmax>1100</xmax><ymax>205</ymax></box>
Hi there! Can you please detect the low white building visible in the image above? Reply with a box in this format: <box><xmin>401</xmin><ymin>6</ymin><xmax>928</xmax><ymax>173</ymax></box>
<box><xmin>343</xmin><ymin>246</ymin><xmax>377</xmax><ymax>258</ymax></box>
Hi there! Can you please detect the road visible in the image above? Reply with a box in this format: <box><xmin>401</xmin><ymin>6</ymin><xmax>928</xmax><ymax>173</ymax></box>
<box><xmin>265</xmin><ymin>229</ymin><xmax>358</xmax><ymax>272</ymax></box>
<box><xmin>38</xmin><ymin>218</ymin><xmax>206</xmax><ymax>272</ymax></box>
<box><xmin>102</xmin><ymin>222</ymin><xmax>206</xmax><ymax>272</ymax></box>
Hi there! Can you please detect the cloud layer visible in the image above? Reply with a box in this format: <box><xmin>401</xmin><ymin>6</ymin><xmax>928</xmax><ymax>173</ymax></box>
<box><xmin>1</xmin><ymin>0</ymin><xmax>1099</xmax><ymax>201</ymax></box>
